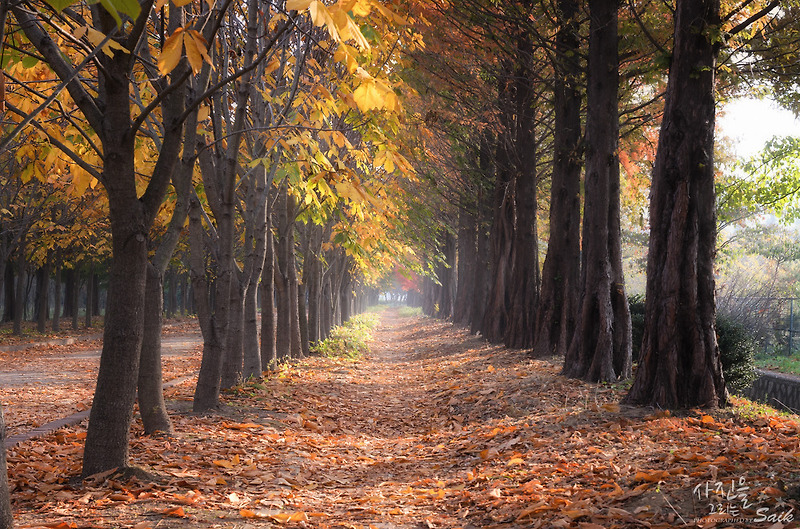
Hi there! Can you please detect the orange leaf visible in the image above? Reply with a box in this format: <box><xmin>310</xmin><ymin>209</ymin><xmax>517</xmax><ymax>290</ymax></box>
<box><xmin>240</xmin><ymin>509</ymin><xmax>258</xmax><ymax>518</ymax></box>
<box><xmin>161</xmin><ymin>506</ymin><xmax>186</xmax><ymax>518</ymax></box>
<box><xmin>158</xmin><ymin>28</ymin><xmax>184</xmax><ymax>76</ymax></box>
<box><xmin>223</xmin><ymin>421</ymin><xmax>261</xmax><ymax>430</ymax></box>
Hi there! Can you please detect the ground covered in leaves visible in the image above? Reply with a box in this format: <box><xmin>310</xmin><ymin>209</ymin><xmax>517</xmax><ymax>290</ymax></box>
<box><xmin>5</xmin><ymin>309</ymin><xmax>800</xmax><ymax>528</ymax></box>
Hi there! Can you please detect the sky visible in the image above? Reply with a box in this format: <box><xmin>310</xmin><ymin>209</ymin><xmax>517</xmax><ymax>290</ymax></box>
<box><xmin>718</xmin><ymin>97</ymin><xmax>800</xmax><ymax>159</ymax></box>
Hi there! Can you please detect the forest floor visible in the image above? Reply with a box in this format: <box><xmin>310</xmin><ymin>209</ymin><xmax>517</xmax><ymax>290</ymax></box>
<box><xmin>4</xmin><ymin>309</ymin><xmax>800</xmax><ymax>529</ymax></box>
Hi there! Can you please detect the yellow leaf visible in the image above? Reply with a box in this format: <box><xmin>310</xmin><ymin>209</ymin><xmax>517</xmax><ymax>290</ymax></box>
<box><xmin>172</xmin><ymin>0</ymin><xmax>193</xmax><ymax>6</ymax></box>
<box><xmin>285</xmin><ymin>0</ymin><xmax>313</xmax><ymax>10</ymax></box>
<box><xmin>507</xmin><ymin>457</ymin><xmax>525</xmax><ymax>466</ymax></box>
<box><xmin>186</xmin><ymin>30</ymin><xmax>213</xmax><ymax>71</ymax></box>
<box><xmin>309</xmin><ymin>1</ymin><xmax>340</xmax><ymax>41</ymax></box>
<box><xmin>158</xmin><ymin>28</ymin><xmax>184</xmax><ymax>76</ymax></box>
<box><xmin>213</xmin><ymin>459</ymin><xmax>234</xmax><ymax>469</ymax></box>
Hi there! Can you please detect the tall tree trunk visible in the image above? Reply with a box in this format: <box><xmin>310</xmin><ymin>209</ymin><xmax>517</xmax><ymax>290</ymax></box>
<box><xmin>13</xmin><ymin>243</ymin><xmax>25</xmax><ymax>336</ymax></box>
<box><xmin>436</xmin><ymin>230</ymin><xmax>456</xmax><ymax>320</ymax></box>
<box><xmin>470</xmin><ymin>190</ymin><xmax>491</xmax><ymax>335</ymax></box>
<box><xmin>52</xmin><ymin>250</ymin><xmax>62</xmax><ymax>332</ymax></box>
<box><xmin>70</xmin><ymin>270</ymin><xmax>79</xmax><ymax>331</ymax></box>
<box><xmin>481</xmin><ymin>147</ymin><xmax>514</xmax><ymax>343</ymax></box>
<box><xmin>260</xmin><ymin>227</ymin><xmax>277</xmax><ymax>368</ymax></box>
<box><xmin>36</xmin><ymin>261</ymin><xmax>49</xmax><ymax>334</ymax></box>
<box><xmin>534</xmin><ymin>0</ymin><xmax>582</xmax><ymax>357</ymax></box>
<box><xmin>3</xmin><ymin>265</ymin><xmax>13</xmax><ymax>324</ymax></box>
<box><xmin>242</xmin><ymin>277</ymin><xmax>261</xmax><ymax>379</ymax></box>
<box><xmin>453</xmin><ymin>208</ymin><xmax>477</xmax><ymax>327</ymax></box>
<box><xmin>138</xmin><ymin>264</ymin><xmax>172</xmax><ymax>433</ymax></box>
<box><xmin>0</xmin><ymin>405</ymin><xmax>13</xmax><ymax>529</ymax></box>
<box><xmin>504</xmin><ymin>30</ymin><xmax>540</xmax><ymax>349</ymax></box>
<box><xmin>625</xmin><ymin>0</ymin><xmax>726</xmax><ymax>409</ymax></box>
<box><xmin>85</xmin><ymin>263</ymin><xmax>94</xmax><ymax>329</ymax></box>
<box><xmin>564</xmin><ymin>0</ymin><xmax>632</xmax><ymax>382</ymax></box>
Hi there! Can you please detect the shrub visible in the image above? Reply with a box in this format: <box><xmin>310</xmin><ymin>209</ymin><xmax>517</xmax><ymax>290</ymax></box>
<box><xmin>627</xmin><ymin>297</ymin><xmax>758</xmax><ymax>395</ymax></box>
<box><xmin>311</xmin><ymin>312</ymin><xmax>381</xmax><ymax>360</ymax></box>
<box><xmin>716</xmin><ymin>312</ymin><xmax>759</xmax><ymax>395</ymax></box>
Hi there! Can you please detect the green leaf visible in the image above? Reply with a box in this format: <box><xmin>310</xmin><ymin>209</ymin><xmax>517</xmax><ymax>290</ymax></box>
<box><xmin>99</xmin><ymin>0</ymin><xmax>142</xmax><ymax>27</ymax></box>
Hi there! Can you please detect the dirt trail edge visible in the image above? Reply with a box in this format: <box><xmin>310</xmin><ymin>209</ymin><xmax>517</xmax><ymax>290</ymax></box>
<box><xmin>8</xmin><ymin>309</ymin><xmax>800</xmax><ymax>529</ymax></box>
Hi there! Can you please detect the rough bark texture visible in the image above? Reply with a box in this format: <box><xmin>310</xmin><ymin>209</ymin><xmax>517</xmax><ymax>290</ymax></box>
<box><xmin>564</xmin><ymin>0</ymin><xmax>631</xmax><ymax>382</ymax></box>
<box><xmin>504</xmin><ymin>35</ymin><xmax>540</xmax><ymax>350</ymax></box>
<box><xmin>481</xmin><ymin>142</ymin><xmax>513</xmax><ymax>343</ymax></box>
<box><xmin>624</xmin><ymin>0</ymin><xmax>727</xmax><ymax>409</ymax></box>
<box><xmin>533</xmin><ymin>0</ymin><xmax>582</xmax><ymax>357</ymax></box>
<box><xmin>220</xmin><ymin>282</ymin><xmax>244</xmax><ymax>389</ymax></box>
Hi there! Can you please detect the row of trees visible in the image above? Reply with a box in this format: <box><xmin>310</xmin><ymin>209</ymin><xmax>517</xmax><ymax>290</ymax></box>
<box><xmin>407</xmin><ymin>0</ymin><xmax>792</xmax><ymax>407</ymax></box>
<box><xmin>0</xmin><ymin>1</ymin><xmax>426</xmax><ymax>518</ymax></box>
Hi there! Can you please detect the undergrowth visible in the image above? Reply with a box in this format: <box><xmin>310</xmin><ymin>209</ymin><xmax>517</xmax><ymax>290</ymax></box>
<box><xmin>397</xmin><ymin>306</ymin><xmax>422</xmax><ymax>317</ymax></box>
<box><xmin>311</xmin><ymin>312</ymin><xmax>381</xmax><ymax>360</ymax></box>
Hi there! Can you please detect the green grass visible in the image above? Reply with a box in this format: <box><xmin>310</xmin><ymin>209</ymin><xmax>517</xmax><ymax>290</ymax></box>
<box><xmin>311</xmin><ymin>312</ymin><xmax>381</xmax><ymax>360</ymax></box>
<box><xmin>754</xmin><ymin>353</ymin><xmax>800</xmax><ymax>377</ymax></box>
<box><xmin>397</xmin><ymin>306</ymin><xmax>422</xmax><ymax>317</ymax></box>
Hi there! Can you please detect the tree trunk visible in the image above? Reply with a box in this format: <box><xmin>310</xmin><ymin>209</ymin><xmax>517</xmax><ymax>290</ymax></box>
<box><xmin>138</xmin><ymin>263</ymin><xmax>172</xmax><ymax>434</ymax></box>
<box><xmin>564</xmin><ymin>0</ymin><xmax>632</xmax><ymax>382</ymax></box>
<box><xmin>481</xmin><ymin>145</ymin><xmax>513</xmax><ymax>343</ymax></box>
<box><xmin>0</xmin><ymin>404</ymin><xmax>14</xmax><ymax>529</ymax></box>
<box><xmin>220</xmin><ymin>281</ymin><xmax>244</xmax><ymax>389</ymax></box>
<box><xmin>36</xmin><ymin>261</ymin><xmax>49</xmax><ymax>334</ymax></box>
<box><xmin>13</xmin><ymin>244</ymin><xmax>25</xmax><ymax>336</ymax></box>
<box><xmin>52</xmin><ymin>252</ymin><xmax>61</xmax><ymax>332</ymax></box>
<box><xmin>3</xmin><ymin>265</ymin><xmax>13</xmax><ymax>324</ymax></box>
<box><xmin>436</xmin><ymin>230</ymin><xmax>455</xmax><ymax>320</ymax></box>
<box><xmin>534</xmin><ymin>0</ymin><xmax>582</xmax><ymax>357</ymax></box>
<box><xmin>70</xmin><ymin>270</ymin><xmax>79</xmax><ymax>331</ymax></box>
<box><xmin>82</xmin><ymin>179</ymin><xmax>150</xmax><ymax>476</ymax></box>
<box><xmin>85</xmin><ymin>263</ymin><xmax>94</xmax><ymax>329</ymax></box>
<box><xmin>625</xmin><ymin>0</ymin><xmax>726</xmax><ymax>409</ymax></box>
<box><xmin>242</xmin><ymin>276</ymin><xmax>261</xmax><ymax>379</ymax></box>
<box><xmin>453</xmin><ymin>208</ymin><xmax>477</xmax><ymax>327</ymax></box>
<box><xmin>260</xmin><ymin>228</ymin><xmax>277</xmax><ymax>368</ymax></box>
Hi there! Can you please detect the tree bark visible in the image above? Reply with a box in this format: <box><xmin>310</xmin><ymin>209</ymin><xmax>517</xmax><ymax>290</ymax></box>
<box><xmin>13</xmin><ymin>243</ymin><xmax>24</xmax><ymax>336</ymax></box>
<box><xmin>564</xmin><ymin>0</ymin><xmax>632</xmax><ymax>382</ymax></box>
<box><xmin>220</xmin><ymin>280</ymin><xmax>244</xmax><ymax>389</ymax></box>
<box><xmin>36</xmin><ymin>261</ymin><xmax>49</xmax><ymax>334</ymax></box>
<box><xmin>534</xmin><ymin>0</ymin><xmax>582</xmax><ymax>357</ymax></box>
<box><xmin>138</xmin><ymin>264</ymin><xmax>172</xmax><ymax>434</ymax></box>
<box><xmin>260</xmin><ymin>227</ymin><xmax>277</xmax><ymax>368</ymax></box>
<box><xmin>0</xmin><ymin>404</ymin><xmax>14</xmax><ymax>529</ymax></box>
<box><xmin>453</xmin><ymin>208</ymin><xmax>477</xmax><ymax>327</ymax></box>
<box><xmin>624</xmin><ymin>0</ymin><xmax>726</xmax><ymax>409</ymax></box>
<box><xmin>84</xmin><ymin>263</ymin><xmax>94</xmax><ymax>329</ymax></box>
<box><xmin>52</xmin><ymin>251</ymin><xmax>61</xmax><ymax>332</ymax></box>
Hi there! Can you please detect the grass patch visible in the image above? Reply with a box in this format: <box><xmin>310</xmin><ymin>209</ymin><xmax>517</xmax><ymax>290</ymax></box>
<box><xmin>755</xmin><ymin>353</ymin><xmax>800</xmax><ymax>377</ymax></box>
<box><xmin>311</xmin><ymin>312</ymin><xmax>381</xmax><ymax>360</ymax></box>
<box><xmin>397</xmin><ymin>306</ymin><xmax>422</xmax><ymax>318</ymax></box>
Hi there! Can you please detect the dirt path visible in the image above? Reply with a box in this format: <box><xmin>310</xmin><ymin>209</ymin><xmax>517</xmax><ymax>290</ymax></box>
<box><xmin>7</xmin><ymin>309</ymin><xmax>800</xmax><ymax>529</ymax></box>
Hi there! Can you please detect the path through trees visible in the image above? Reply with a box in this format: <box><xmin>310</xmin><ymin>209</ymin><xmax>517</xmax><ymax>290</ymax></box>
<box><xmin>6</xmin><ymin>309</ymin><xmax>799</xmax><ymax>528</ymax></box>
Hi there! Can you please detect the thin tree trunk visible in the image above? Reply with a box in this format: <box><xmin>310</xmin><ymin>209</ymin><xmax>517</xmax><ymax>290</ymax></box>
<box><xmin>0</xmin><ymin>404</ymin><xmax>14</xmax><ymax>528</ymax></box>
<box><xmin>52</xmin><ymin>251</ymin><xmax>61</xmax><ymax>332</ymax></box>
<box><xmin>85</xmin><ymin>263</ymin><xmax>94</xmax><ymax>329</ymax></box>
<box><xmin>261</xmin><ymin>228</ymin><xmax>277</xmax><ymax>368</ymax></box>
<box><xmin>138</xmin><ymin>264</ymin><xmax>172</xmax><ymax>434</ymax></box>
<box><xmin>625</xmin><ymin>0</ymin><xmax>726</xmax><ymax>409</ymax></box>
<box><xmin>36</xmin><ymin>261</ymin><xmax>49</xmax><ymax>334</ymax></box>
<box><xmin>13</xmin><ymin>244</ymin><xmax>25</xmax><ymax>336</ymax></box>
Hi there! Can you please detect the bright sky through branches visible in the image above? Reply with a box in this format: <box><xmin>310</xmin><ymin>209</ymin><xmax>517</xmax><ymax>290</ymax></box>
<box><xmin>719</xmin><ymin>98</ymin><xmax>800</xmax><ymax>159</ymax></box>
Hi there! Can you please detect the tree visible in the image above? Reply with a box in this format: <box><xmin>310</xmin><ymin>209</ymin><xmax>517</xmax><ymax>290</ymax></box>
<box><xmin>534</xmin><ymin>0</ymin><xmax>583</xmax><ymax>357</ymax></box>
<box><xmin>563</xmin><ymin>0</ymin><xmax>632</xmax><ymax>382</ymax></box>
<box><xmin>624</xmin><ymin>0</ymin><xmax>726</xmax><ymax>408</ymax></box>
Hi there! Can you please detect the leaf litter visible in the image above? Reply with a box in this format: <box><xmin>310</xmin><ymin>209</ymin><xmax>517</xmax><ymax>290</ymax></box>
<box><xmin>4</xmin><ymin>311</ymin><xmax>800</xmax><ymax>528</ymax></box>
